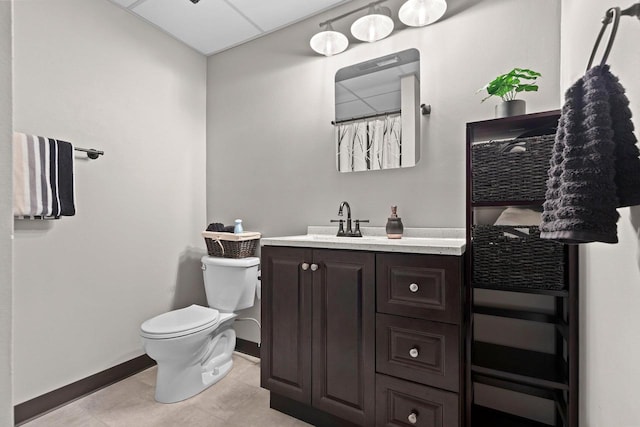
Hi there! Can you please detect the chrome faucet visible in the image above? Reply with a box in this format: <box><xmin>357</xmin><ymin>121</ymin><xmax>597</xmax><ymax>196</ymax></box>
<box><xmin>338</xmin><ymin>201</ymin><xmax>352</xmax><ymax>236</ymax></box>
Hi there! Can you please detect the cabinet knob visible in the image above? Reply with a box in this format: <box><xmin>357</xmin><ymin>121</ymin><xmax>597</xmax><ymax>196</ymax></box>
<box><xmin>409</xmin><ymin>347</ymin><xmax>419</xmax><ymax>358</ymax></box>
<box><xmin>310</xmin><ymin>263</ymin><xmax>319</xmax><ymax>271</ymax></box>
<box><xmin>408</xmin><ymin>411</ymin><xmax>418</xmax><ymax>424</ymax></box>
<box><xmin>409</xmin><ymin>283</ymin><xmax>419</xmax><ymax>293</ymax></box>
<box><xmin>301</xmin><ymin>262</ymin><xmax>310</xmax><ymax>271</ymax></box>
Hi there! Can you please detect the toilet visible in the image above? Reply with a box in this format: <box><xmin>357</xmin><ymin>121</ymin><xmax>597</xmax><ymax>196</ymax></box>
<box><xmin>140</xmin><ymin>255</ymin><xmax>260</xmax><ymax>403</ymax></box>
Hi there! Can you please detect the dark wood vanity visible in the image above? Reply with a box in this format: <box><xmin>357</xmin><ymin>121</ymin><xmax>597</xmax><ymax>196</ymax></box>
<box><xmin>260</xmin><ymin>111</ymin><xmax>580</xmax><ymax>427</ymax></box>
<box><xmin>260</xmin><ymin>245</ymin><xmax>465</xmax><ymax>427</ymax></box>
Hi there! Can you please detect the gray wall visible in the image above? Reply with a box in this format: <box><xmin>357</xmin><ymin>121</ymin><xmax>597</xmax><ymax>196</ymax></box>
<box><xmin>206</xmin><ymin>0</ymin><xmax>561</xmax><ymax>342</ymax></box>
<box><xmin>12</xmin><ymin>0</ymin><xmax>207</xmax><ymax>403</ymax></box>
<box><xmin>561</xmin><ymin>1</ymin><xmax>640</xmax><ymax>425</ymax></box>
<box><xmin>0</xmin><ymin>1</ymin><xmax>14</xmax><ymax>424</ymax></box>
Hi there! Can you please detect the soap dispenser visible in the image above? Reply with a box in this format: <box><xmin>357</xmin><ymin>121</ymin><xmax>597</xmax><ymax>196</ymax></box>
<box><xmin>386</xmin><ymin>206</ymin><xmax>404</xmax><ymax>239</ymax></box>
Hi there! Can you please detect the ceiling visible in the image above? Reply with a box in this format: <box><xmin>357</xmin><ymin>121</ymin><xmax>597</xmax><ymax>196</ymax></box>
<box><xmin>109</xmin><ymin>0</ymin><xmax>354</xmax><ymax>56</ymax></box>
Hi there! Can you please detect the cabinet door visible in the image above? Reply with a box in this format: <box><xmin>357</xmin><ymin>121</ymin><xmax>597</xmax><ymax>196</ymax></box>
<box><xmin>260</xmin><ymin>246</ymin><xmax>313</xmax><ymax>404</ymax></box>
<box><xmin>312</xmin><ymin>249</ymin><xmax>375</xmax><ymax>426</ymax></box>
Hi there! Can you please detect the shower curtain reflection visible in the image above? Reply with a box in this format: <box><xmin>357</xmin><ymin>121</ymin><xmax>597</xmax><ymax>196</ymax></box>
<box><xmin>336</xmin><ymin>114</ymin><xmax>402</xmax><ymax>172</ymax></box>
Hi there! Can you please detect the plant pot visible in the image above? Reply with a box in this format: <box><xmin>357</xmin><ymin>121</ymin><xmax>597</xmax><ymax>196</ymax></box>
<box><xmin>495</xmin><ymin>100</ymin><xmax>526</xmax><ymax>118</ymax></box>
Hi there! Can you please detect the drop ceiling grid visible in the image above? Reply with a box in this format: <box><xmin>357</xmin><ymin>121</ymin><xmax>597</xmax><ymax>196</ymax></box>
<box><xmin>111</xmin><ymin>0</ymin><xmax>354</xmax><ymax>56</ymax></box>
<box><xmin>132</xmin><ymin>0</ymin><xmax>261</xmax><ymax>55</ymax></box>
<box><xmin>231</xmin><ymin>0</ymin><xmax>351</xmax><ymax>32</ymax></box>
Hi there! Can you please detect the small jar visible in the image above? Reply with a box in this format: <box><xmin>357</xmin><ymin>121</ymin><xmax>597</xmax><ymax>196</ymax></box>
<box><xmin>234</xmin><ymin>219</ymin><xmax>244</xmax><ymax>234</ymax></box>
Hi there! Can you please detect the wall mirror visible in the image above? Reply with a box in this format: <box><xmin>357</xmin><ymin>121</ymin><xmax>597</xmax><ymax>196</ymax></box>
<box><xmin>335</xmin><ymin>48</ymin><xmax>420</xmax><ymax>173</ymax></box>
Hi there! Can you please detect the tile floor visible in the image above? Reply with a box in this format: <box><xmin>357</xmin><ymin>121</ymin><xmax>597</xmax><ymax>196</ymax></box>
<box><xmin>22</xmin><ymin>353</ymin><xmax>311</xmax><ymax>427</ymax></box>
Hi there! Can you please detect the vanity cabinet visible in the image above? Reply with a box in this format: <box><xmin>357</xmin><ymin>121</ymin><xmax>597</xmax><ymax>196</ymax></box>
<box><xmin>260</xmin><ymin>246</ymin><xmax>375</xmax><ymax>426</ymax></box>
<box><xmin>261</xmin><ymin>245</ymin><xmax>465</xmax><ymax>427</ymax></box>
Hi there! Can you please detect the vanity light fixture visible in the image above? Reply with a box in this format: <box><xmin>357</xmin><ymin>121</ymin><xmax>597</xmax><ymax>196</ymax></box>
<box><xmin>310</xmin><ymin>0</ymin><xmax>447</xmax><ymax>56</ymax></box>
<box><xmin>350</xmin><ymin>4</ymin><xmax>394</xmax><ymax>42</ymax></box>
<box><xmin>311</xmin><ymin>0</ymin><xmax>392</xmax><ymax>56</ymax></box>
<box><xmin>310</xmin><ymin>22</ymin><xmax>349</xmax><ymax>56</ymax></box>
<box><xmin>398</xmin><ymin>0</ymin><xmax>447</xmax><ymax>27</ymax></box>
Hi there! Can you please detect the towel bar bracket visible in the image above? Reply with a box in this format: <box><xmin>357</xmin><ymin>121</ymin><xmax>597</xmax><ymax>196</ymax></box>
<box><xmin>74</xmin><ymin>147</ymin><xmax>104</xmax><ymax>159</ymax></box>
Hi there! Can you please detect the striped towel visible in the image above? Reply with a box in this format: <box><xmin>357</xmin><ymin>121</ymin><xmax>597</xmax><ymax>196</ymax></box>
<box><xmin>13</xmin><ymin>132</ymin><xmax>76</xmax><ymax>218</ymax></box>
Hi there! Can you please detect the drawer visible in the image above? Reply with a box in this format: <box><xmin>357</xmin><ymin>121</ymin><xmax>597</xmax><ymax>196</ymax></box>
<box><xmin>376</xmin><ymin>314</ymin><xmax>459</xmax><ymax>392</ymax></box>
<box><xmin>376</xmin><ymin>253</ymin><xmax>462</xmax><ymax>324</ymax></box>
<box><xmin>375</xmin><ymin>374</ymin><xmax>459</xmax><ymax>427</ymax></box>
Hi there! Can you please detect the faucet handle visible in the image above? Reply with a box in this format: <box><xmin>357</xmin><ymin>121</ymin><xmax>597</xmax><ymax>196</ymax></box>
<box><xmin>331</xmin><ymin>219</ymin><xmax>345</xmax><ymax>236</ymax></box>
<box><xmin>352</xmin><ymin>219</ymin><xmax>369</xmax><ymax>237</ymax></box>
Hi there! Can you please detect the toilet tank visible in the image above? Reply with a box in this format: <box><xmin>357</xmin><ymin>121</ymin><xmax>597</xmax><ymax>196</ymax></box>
<box><xmin>201</xmin><ymin>256</ymin><xmax>260</xmax><ymax>313</ymax></box>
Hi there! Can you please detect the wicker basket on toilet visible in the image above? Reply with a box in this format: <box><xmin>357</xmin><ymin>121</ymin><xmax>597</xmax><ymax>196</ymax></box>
<box><xmin>202</xmin><ymin>231</ymin><xmax>261</xmax><ymax>258</ymax></box>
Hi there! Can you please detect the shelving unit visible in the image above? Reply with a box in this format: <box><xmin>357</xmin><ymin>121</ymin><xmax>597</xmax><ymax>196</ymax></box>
<box><xmin>465</xmin><ymin>111</ymin><xmax>579</xmax><ymax>427</ymax></box>
<box><xmin>473</xmin><ymin>405</ymin><xmax>555</xmax><ymax>427</ymax></box>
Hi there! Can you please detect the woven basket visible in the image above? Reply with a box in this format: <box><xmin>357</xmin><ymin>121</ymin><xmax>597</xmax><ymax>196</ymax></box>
<box><xmin>202</xmin><ymin>231</ymin><xmax>260</xmax><ymax>258</ymax></box>
<box><xmin>472</xmin><ymin>225</ymin><xmax>565</xmax><ymax>290</ymax></box>
<box><xmin>472</xmin><ymin>134</ymin><xmax>555</xmax><ymax>202</ymax></box>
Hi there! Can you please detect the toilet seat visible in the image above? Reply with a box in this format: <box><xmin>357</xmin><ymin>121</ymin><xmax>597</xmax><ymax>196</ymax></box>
<box><xmin>141</xmin><ymin>304</ymin><xmax>220</xmax><ymax>339</ymax></box>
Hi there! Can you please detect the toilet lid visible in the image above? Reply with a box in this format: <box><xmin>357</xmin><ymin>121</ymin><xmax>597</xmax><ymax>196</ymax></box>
<box><xmin>140</xmin><ymin>305</ymin><xmax>220</xmax><ymax>338</ymax></box>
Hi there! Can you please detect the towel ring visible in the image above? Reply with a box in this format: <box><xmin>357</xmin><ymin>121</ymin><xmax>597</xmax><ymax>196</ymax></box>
<box><xmin>586</xmin><ymin>7</ymin><xmax>621</xmax><ymax>71</ymax></box>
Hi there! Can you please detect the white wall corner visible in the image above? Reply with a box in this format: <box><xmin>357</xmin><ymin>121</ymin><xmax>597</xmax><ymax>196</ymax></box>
<box><xmin>0</xmin><ymin>0</ymin><xmax>14</xmax><ymax>425</ymax></box>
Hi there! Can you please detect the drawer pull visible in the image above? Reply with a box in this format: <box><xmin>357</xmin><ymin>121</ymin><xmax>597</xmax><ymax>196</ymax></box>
<box><xmin>408</xmin><ymin>411</ymin><xmax>418</xmax><ymax>424</ymax></box>
<box><xmin>311</xmin><ymin>263</ymin><xmax>319</xmax><ymax>271</ymax></box>
<box><xmin>301</xmin><ymin>262</ymin><xmax>310</xmax><ymax>271</ymax></box>
<box><xmin>409</xmin><ymin>283</ymin><xmax>419</xmax><ymax>293</ymax></box>
<box><xmin>409</xmin><ymin>347</ymin><xmax>419</xmax><ymax>358</ymax></box>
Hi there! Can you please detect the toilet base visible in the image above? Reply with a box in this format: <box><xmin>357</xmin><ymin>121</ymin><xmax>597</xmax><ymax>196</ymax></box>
<box><xmin>152</xmin><ymin>317</ymin><xmax>237</xmax><ymax>404</ymax></box>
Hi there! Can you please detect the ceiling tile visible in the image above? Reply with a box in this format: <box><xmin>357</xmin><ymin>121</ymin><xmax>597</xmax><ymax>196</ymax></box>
<box><xmin>336</xmin><ymin>100</ymin><xmax>376</xmax><ymax>121</ymax></box>
<box><xmin>230</xmin><ymin>0</ymin><xmax>351</xmax><ymax>32</ymax></box>
<box><xmin>340</xmin><ymin>71</ymin><xmax>401</xmax><ymax>100</ymax></box>
<box><xmin>132</xmin><ymin>0</ymin><xmax>261</xmax><ymax>55</ymax></box>
<box><xmin>335</xmin><ymin>83</ymin><xmax>358</xmax><ymax>104</ymax></box>
<box><xmin>365</xmin><ymin>92</ymin><xmax>401</xmax><ymax>113</ymax></box>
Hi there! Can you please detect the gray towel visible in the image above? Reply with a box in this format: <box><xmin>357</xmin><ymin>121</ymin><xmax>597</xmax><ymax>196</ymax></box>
<box><xmin>540</xmin><ymin>65</ymin><xmax>640</xmax><ymax>244</ymax></box>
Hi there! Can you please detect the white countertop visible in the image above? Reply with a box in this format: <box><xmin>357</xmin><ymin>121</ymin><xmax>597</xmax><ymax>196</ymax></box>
<box><xmin>261</xmin><ymin>226</ymin><xmax>466</xmax><ymax>256</ymax></box>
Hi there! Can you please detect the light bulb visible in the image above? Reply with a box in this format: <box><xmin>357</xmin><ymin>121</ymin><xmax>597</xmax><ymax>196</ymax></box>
<box><xmin>399</xmin><ymin>0</ymin><xmax>447</xmax><ymax>27</ymax></box>
<box><xmin>351</xmin><ymin>6</ymin><xmax>394</xmax><ymax>42</ymax></box>
<box><xmin>310</xmin><ymin>24</ymin><xmax>349</xmax><ymax>56</ymax></box>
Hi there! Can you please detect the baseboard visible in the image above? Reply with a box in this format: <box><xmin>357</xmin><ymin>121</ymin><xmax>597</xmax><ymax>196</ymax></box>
<box><xmin>235</xmin><ymin>337</ymin><xmax>261</xmax><ymax>358</ymax></box>
<box><xmin>13</xmin><ymin>354</ymin><xmax>155</xmax><ymax>426</ymax></box>
<box><xmin>14</xmin><ymin>339</ymin><xmax>260</xmax><ymax>425</ymax></box>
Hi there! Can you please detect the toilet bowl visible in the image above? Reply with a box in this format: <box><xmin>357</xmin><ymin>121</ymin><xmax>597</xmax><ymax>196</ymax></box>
<box><xmin>140</xmin><ymin>256</ymin><xmax>260</xmax><ymax>403</ymax></box>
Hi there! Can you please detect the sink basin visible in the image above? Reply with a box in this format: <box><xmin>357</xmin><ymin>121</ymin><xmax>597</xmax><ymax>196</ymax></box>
<box><xmin>261</xmin><ymin>229</ymin><xmax>466</xmax><ymax>256</ymax></box>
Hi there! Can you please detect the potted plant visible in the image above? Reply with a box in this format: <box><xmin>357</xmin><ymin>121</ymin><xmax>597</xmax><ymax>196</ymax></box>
<box><xmin>478</xmin><ymin>68</ymin><xmax>541</xmax><ymax>118</ymax></box>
